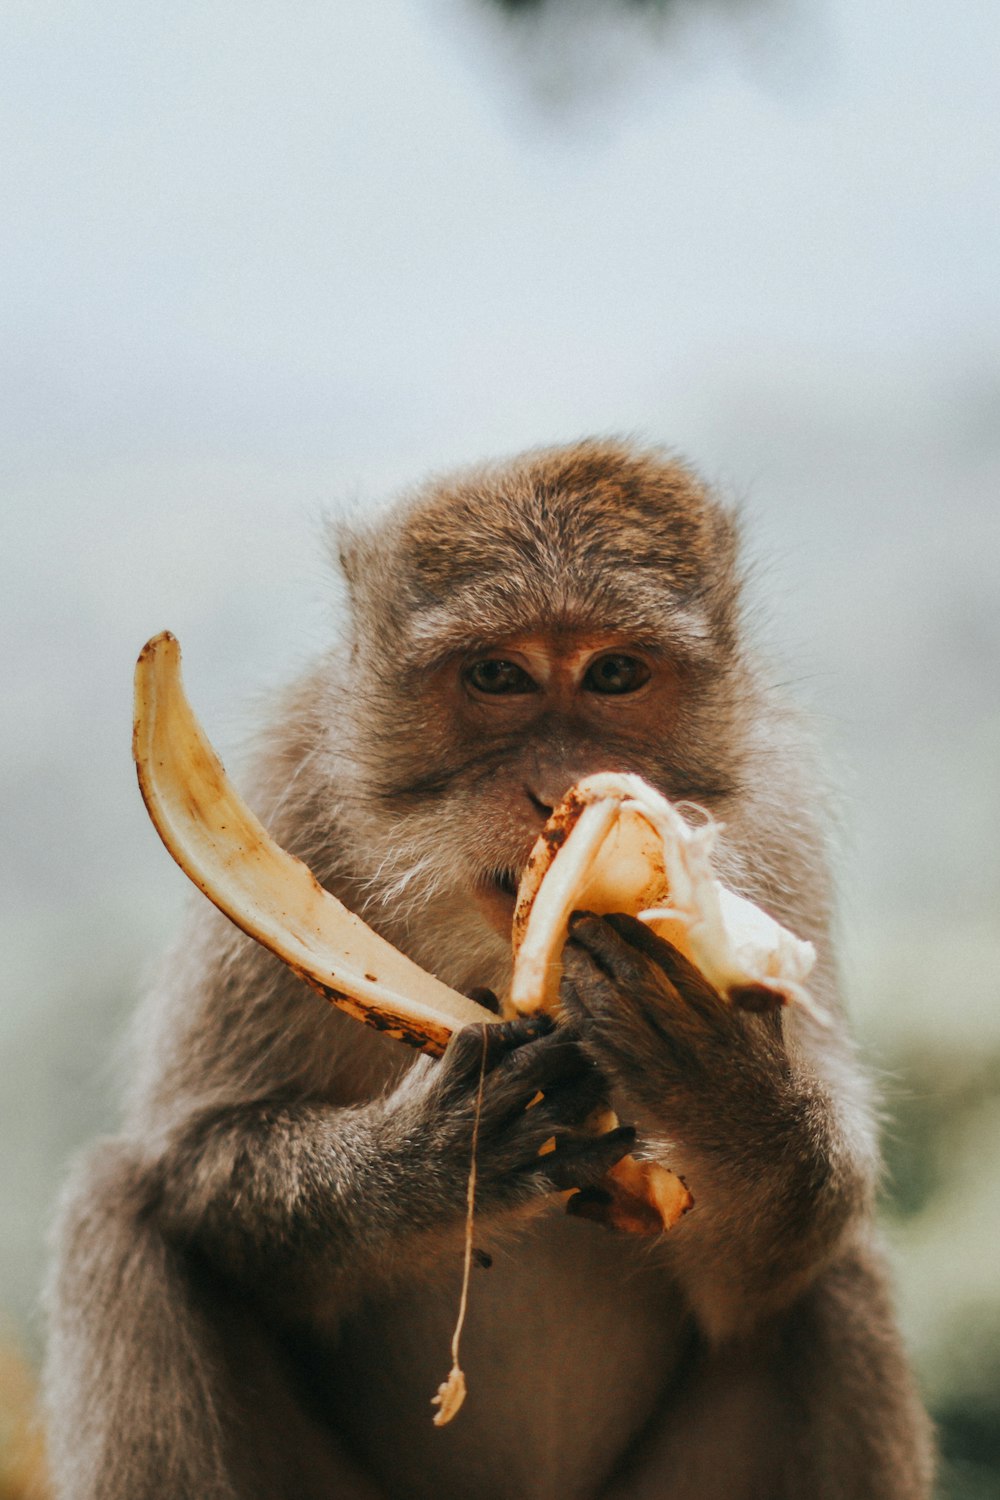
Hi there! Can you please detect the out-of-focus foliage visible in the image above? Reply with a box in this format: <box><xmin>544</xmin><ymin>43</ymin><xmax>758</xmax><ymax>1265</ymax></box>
<box><xmin>881</xmin><ymin>1049</ymin><xmax>1000</xmax><ymax>1500</ymax></box>
<box><xmin>931</xmin><ymin>1303</ymin><xmax>1000</xmax><ymax>1500</ymax></box>
<box><xmin>0</xmin><ymin>1343</ymin><xmax>47</xmax><ymax>1500</ymax></box>
<box><xmin>882</xmin><ymin>1052</ymin><xmax>1000</xmax><ymax>1225</ymax></box>
<box><xmin>488</xmin><ymin>0</ymin><xmax>741</xmax><ymax>10</ymax></box>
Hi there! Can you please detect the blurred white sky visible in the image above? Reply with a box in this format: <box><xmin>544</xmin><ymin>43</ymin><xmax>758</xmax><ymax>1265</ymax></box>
<box><xmin>1</xmin><ymin>0</ymin><xmax>998</xmax><ymax>1346</ymax></box>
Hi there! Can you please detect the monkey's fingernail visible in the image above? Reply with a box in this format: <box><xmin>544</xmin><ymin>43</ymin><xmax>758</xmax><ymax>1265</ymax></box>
<box><xmin>567</xmin><ymin>910</ymin><xmax>599</xmax><ymax>932</ymax></box>
<box><xmin>472</xmin><ymin>1247</ymin><xmax>493</xmax><ymax>1269</ymax></box>
<box><xmin>499</xmin><ymin>1013</ymin><xmax>554</xmax><ymax>1048</ymax></box>
<box><xmin>466</xmin><ymin>986</ymin><xmax>502</xmax><ymax>1014</ymax></box>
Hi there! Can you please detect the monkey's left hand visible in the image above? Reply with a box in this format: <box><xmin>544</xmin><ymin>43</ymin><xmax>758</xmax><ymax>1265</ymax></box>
<box><xmin>559</xmin><ymin>910</ymin><xmax>790</xmax><ymax>1136</ymax></box>
<box><xmin>563</xmin><ymin>900</ymin><xmax>869</xmax><ymax>1278</ymax></box>
<box><xmin>558</xmin><ymin>911</ymin><xmax>868</xmax><ymax>1327</ymax></box>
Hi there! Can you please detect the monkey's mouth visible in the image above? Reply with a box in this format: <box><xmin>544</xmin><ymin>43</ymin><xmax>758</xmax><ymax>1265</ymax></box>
<box><xmin>474</xmin><ymin>866</ymin><xmax>522</xmax><ymax>936</ymax></box>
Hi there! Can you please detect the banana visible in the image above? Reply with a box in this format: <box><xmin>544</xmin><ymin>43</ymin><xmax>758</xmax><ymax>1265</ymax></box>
<box><xmin>132</xmin><ymin>627</ymin><xmax>734</xmax><ymax>1422</ymax></box>
<box><xmin>510</xmin><ymin>772</ymin><xmax>823</xmax><ymax>1025</ymax></box>
<box><xmin>503</xmin><ymin>775</ymin><xmax>822</xmax><ymax>1240</ymax></box>
<box><xmin>133</xmin><ymin>631</ymin><xmax>497</xmax><ymax>1056</ymax></box>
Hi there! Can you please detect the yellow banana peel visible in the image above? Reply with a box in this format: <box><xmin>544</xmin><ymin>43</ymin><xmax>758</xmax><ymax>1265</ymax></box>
<box><xmin>133</xmin><ymin>632</ymin><xmax>493</xmax><ymax>1057</ymax></box>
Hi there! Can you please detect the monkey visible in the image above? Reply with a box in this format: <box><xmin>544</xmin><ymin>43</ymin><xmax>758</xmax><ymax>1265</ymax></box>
<box><xmin>44</xmin><ymin>439</ymin><xmax>933</xmax><ymax>1499</ymax></box>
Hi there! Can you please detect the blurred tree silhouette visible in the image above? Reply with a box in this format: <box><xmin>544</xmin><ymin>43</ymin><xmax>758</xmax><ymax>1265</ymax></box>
<box><xmin>488</xmin><ymin>0</ymin><xmax>751</xmax><ymax>11</ymax></box>
<box><xmin>489</xmin><ymin>0</ymin><xmax>720</xmax><ymax>10</ymax></box>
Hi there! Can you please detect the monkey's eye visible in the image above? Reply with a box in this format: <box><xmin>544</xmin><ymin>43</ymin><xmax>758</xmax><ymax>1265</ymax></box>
<box><xmin>583</xmin><ymin>654</ymin><xmax>651</xmax><ymax>695</ymax></box>
<box><xmin>464</xmin><ymin>659</ymin><xmax>537</xmax><ymax>695</ymax></box>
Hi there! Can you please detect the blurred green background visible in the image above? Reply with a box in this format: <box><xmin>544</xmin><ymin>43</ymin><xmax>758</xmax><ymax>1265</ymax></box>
<box><xmin>1</xmin><ymin>2</ymin><xmax>997</xmax><ymax>1495</ymax></box>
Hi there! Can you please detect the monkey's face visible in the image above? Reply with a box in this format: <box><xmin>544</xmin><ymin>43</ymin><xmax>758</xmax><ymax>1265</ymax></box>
<box><xmin>347</xmin><ymin>613</ymin><xmax>741</xmax><ymax>964</ymax></box>
<box><xmin>436</xmin><ymin>630</ymin><xmax>681</xmax><ymax>936</ymax></box>
<box><xmin>334</xmin><ymin>441</ymin><xmax>749</xmax><ymax>985</ymax></box>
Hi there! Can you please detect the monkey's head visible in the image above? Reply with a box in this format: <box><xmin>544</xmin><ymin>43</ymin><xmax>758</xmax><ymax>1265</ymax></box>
<box><xmin>329</xmin><ymin>439</ymin><xmax>754</xmax><ymax>986</ymax></box>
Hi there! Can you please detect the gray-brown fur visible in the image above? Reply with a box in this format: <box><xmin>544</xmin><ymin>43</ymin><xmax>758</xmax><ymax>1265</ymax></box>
<box><xmin>44</xmin><ymin>439</ymin><xmax>933</xmax><ymax>1498</ymax></box>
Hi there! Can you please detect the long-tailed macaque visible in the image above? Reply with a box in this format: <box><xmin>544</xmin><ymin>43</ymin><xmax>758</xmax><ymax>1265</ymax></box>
<box><xmin>44</xmin><ymin>440</ymin><xmax>933</xmax><ymax>1499</ymax></box>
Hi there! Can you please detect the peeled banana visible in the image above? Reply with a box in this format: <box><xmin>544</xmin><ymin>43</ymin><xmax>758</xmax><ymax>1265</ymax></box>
<box><xmin>510</xmin><ymin>772</ymin><xmax>820</xmax><ymax>1023</ymax></box>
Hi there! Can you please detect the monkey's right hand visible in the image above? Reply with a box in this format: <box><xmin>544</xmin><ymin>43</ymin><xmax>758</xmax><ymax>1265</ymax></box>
<box><xmin>387</xmin><ymin>1016</ymin><xmax>636</xmax><ymax>1224</ymax></box>
<box><xmin>153</xmin><ymin>1016</ymin><xmax>633</xmax><ymax>1283</ymax></box>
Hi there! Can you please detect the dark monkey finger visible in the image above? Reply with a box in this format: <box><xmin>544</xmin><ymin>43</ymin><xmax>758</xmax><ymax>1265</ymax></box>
<box><xmin>566</xmin><ymin>912</ymin><xmax>735</xmax><ymax>1035</ymax></box>
<box><xmin>526</xmin><ymin>1065</ymin><xmax>608</xmax><ymax>1129</ymax></box>
<box><xmin>438</xmin><ymin>1014</ymin><xmax>555</xmax><ymax>1101</ymax></box>
<box><xmin>599</xmin><ymin>913</ymin><xmax>733</xmax><ymax>1023</ymax></box>
<box><xmin>559</xmin><ymin>936</ymin><xmax>709</xmax><ymax>1082</ymax></box>
<box><xmin>525</xmin><ymin>1125</ymin><xmax>637</xmax><ymax>1192</ymax></box>
<box><xmin>480</xmin><ymin>1037</ymin><xmax>603</xmax><ymax>1134</ymax></box>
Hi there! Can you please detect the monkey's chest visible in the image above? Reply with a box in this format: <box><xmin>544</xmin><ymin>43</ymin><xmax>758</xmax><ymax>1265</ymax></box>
<box><xmin>327</xmin><ymin>1212</ymin><xmax>688</xmax><ymax>1500</ymax></box>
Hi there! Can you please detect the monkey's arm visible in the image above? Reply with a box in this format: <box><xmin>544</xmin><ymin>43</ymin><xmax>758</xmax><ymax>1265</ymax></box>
<box><xmin>147</xmin><ymin>1017</ymin><xmax>633</xmax><ymax>1290</ymax></box>
<box><xmin>559</xmin><ymin>914</ymin><xmax>878</xmax><ymax>1341</ymax></box>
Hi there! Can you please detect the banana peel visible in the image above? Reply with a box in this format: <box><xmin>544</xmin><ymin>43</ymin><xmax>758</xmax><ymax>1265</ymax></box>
<box><xmin>133</xmin><ymin>632</ymin><xmax>494</xmax><ymax>1057</ymax></box>
<box><xmin>505</xmin><ymin>775</ymin><xmax>821</xmax><ymax>1237</ymax></box>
